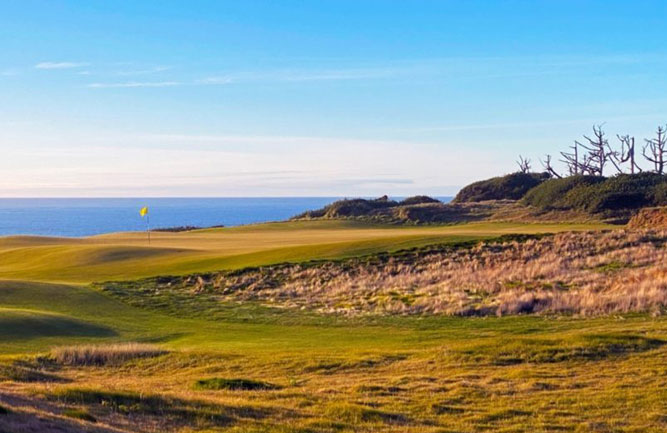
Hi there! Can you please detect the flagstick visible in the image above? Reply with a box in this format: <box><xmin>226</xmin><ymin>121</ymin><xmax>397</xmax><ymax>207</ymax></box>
<box><xmin>147</xmin><ymin>215</ymin><xmax>151</xmax><ymax>245</ymax></box>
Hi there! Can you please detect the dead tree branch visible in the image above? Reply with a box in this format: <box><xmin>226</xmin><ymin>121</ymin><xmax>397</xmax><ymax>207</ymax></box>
<box><xmin>576</xmin><ymin>124</ymin><xmax>613</xmax><ymax>176</ymax></box>
<box><xmin>643</xmin><ymin>126</ymin><xmax>666</xmax><ymax>174</ymax></box>
<box><xmin>516</xmin><ymin>155</ymin><xmax>531</xmax><ymax>173</ymax></box>
<box><xmin>541</xmin><ymin>154</ymin><xmax>562</xmax><ymax>178</ymax></box>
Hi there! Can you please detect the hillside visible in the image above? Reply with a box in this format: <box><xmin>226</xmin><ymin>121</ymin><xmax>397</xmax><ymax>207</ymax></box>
<box><xmin>292</xmin><ymin>195</ymin><xmax>519</xmax><ymax>224</ymax></box>
<box><xmin>627</xmin><ymin>206</ymin><xmax>667</xmax><ymax>229</ymax></box>
<box><xmin>453</xmin><ymin>172</ymin><xmax>550</xmax><ymax>203</ymax></box>
<box><xmin>292</xmin><ymin>173</ymin><xmax>667</xmax><ymax>226</ymax></box>
<box><xmin>523</xmin><ymin>173</ymin><xmax>667</xmax><ymax>221</ymax></box>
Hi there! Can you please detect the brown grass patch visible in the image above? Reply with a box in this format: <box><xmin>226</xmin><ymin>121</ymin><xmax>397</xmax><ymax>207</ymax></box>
<box><xmin>163</xmin><ymin>230</ymin><xmax>667</xmax><ymax>317</ymax></box>
<box><xmin>50</xmin><ymin>343</ymin><xmax>167</xmax><ymax>366</ymax></box>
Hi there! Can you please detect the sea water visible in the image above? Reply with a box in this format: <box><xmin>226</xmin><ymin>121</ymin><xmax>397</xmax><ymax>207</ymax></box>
<box><xmin>0</xmin><ymin>197</ymin><xmax>453</xmax><ymax>237</ymax></box>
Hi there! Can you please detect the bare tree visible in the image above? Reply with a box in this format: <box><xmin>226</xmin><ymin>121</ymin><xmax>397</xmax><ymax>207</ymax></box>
<box><xmin>614</xmin><ymin>135</ymin><xmax>642</xmax><ymax>174</ymax></box>
<box><xmin>575</xmin><ymin>125</ymin><xmax>613</xmax><ymax>176</ymax></box>
<box><xmin>516</xmin><ymin>155</ymin><xmax>531</xmax><ymax>173</ymax></box>
<box><xmin>560</xmin><ymin>142</ymin><xmax>580</xmax><ymax>175</ymax></box>
<box><xmin>540</xmin><ymin>154</ymin><xmax>562</xmax><ymax>178</ymax></box>
<box><xmin>643</xmin><ymin>126</ymin><xmax>666</xmax><ymax>174</ymax></box>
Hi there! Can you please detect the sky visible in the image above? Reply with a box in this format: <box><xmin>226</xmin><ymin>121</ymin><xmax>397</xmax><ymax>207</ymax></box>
<box><xmin>2</xmin><ymin>0</ymin><xmax>667</xmax><ymax>197</ymax></box>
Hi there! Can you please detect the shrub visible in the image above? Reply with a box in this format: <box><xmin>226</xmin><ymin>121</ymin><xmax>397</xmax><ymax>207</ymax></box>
<box><xmin>50</xmin><ymin>343</ymin><xmax>167</xmax><ymax>366</ymax></box>
<box><xmin>0</xmin><ymin>404</ymin><xmax>10</xmax><ymax>415</ymax></box>
<box><xmin>194</xmin><ymin>378</ymin><xmax>280</xmax><ymax>391</ymax></box>
<box><xmin>522</xmin><ymin>175</ymin><xmax>604</xmax><ymax>209</ymax></box>
<box><xmin>454</xmin><ymin>172</ymin><xmax>550</xmax><ymax>203</ymax></box>
<box><xmin>523</xmin><ymin>173</ymin><xmax>667</xmax><ymax>214</ymax></box>
<box><xmin>294</xmin><ymin>196</ymin><xmax>398</xmax><ymax>219</ymax></box>
<box><xmin>652</xmin><ymin>182</ymin><xmax>667</xmax><ymax>205</ymax></box>
<box><xmin>399</xmin><ymin>195</ymin><xmax>440</xmax><ymax>205</ymax></box>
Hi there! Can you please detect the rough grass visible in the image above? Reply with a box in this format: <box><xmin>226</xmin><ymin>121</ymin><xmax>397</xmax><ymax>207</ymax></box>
<box><xmin>4</xmin><ymin>317</ymin><xmax>664</xmax><ymax>432</ymax></box>
<box><xmin>106</xmin><ymin>230</ymin><xmax>667</xmax><ymax>317</ymax></box>
<box><xmin>0</xmin><ymin>363</ymin><xmax>67</xmax><ymax>383</ymax></box>
<box><xmin>47</xmin><ymin>387</ymin><xmax>272</xmax><ymax>430</ymax></box>
<box><xmin>62</xmin><ymin>408</ymin><xmax>96</xmax><ymax>422</ymax></box>
<box><xmin>457</xmin><ymin>334</ymin><xmax>665</xmax><ymax>365</ymax></box>
<box><xmin>50</xmin><ymin>343</ymin><xmax>167</xmax><ymax>366</ymax></box>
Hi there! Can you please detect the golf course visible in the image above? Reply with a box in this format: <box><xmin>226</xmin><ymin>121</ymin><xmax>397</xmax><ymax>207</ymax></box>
<box><xmin>1</xmin><ymin>219</ymin><xmax>665</xmax><ymax>432</ymax></box>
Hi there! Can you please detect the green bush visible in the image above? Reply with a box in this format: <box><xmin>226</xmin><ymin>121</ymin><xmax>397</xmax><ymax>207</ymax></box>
<box><xmin>523</xmin><ymin>173</ymin><xmax>667</xmax><ymax>214</ymax></box>
<box><xmin>653</xmin><ymin>182</ymin><xmax>667</xmax><ymax>205</ymax></box>
<box><xmin>454</xmin><ymin>172</ymin><xmax>550</xmax><ymax>203</ymax></box>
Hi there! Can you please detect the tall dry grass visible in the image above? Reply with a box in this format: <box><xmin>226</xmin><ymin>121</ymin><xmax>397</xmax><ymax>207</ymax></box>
<box><xmin>50</xmin><ymin>343</ymin><xmax>167</xmax><ymax>366</ymax></box>
<box><xmin>186</xmin><ymin>230</ymin><xmax>667</xmax><ymax>317</ymax></box>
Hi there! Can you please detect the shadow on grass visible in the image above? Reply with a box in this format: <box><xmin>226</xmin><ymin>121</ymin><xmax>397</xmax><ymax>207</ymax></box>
<box><xmin>0</xmin><ymin>311</ymin><xmax>116</xmax><ymax>340</ymax></box>
<box><xmin>49</xmin><ymin>387</ymin><xmax>277</xmax><ymax>428</ymax></box>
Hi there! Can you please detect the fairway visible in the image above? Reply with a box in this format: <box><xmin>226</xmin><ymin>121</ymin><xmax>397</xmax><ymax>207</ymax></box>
<box><xmin>1</xmin><ymin>220</ymin><xmax>665</xmax><ymax>433</ymax></box>
<box><xmin>0</xmin><ymin>220</ymin><xmax>610</xmax><ymax>283</ymax></box>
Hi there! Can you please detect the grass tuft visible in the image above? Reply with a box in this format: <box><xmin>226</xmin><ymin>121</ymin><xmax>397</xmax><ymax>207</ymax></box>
<box><xmin>62</xmin><ymin>408</ymin><xmax>96</xmax><ymax>422</ymax></box>
<box><xmin>50</xmin><ymin>343</ymin><xmax>167</xmax><ymax>366</ymax></box>
<box><xmin>324</xmin><ymin>402</ymin><xmax>407</xmax><ymax>425</ymax></box>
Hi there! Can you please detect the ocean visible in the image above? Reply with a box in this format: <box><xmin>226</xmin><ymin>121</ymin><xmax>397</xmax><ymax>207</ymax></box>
<box><xmin>0</xmin><ymin>197</ymin><xmax>453</xmax><ymax>237</ymax></box>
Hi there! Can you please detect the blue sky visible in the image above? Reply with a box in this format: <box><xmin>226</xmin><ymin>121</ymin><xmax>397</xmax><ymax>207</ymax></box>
<box><xmin>2</xmin><ymin>1</ymin><xmax>667</xmax><ymax>197</ymax></box>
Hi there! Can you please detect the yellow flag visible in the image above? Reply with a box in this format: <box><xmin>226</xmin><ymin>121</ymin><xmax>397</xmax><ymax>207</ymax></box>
<box><xmin>139</xmin><ymin>206</ymin><xmax>148</xmax><ymax>217</ymax></box>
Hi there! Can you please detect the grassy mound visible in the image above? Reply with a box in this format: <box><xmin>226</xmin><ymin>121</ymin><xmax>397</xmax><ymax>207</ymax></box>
<box><xmin>523</xmin><ymin>173</ymin><xmax>667</xmax><ymax>217</ymax></box>
<box><xmin>291</xmin><ymin>196</ymin><xmax>519</xmax><ymax>224</ymax></box>
<box><xmin>398</xmin><ymin>195</ymin><xmax>441</xmax><ymax>205</ymax></box>
<box><xmin>194</xmin><ymin>378</ymin><xmax>280</xmax><ymax>391</ymax></box>
<box><xmin>454</xmin><ymin>172</ymin><xmax>550</xmax><ymax>203</ymax></box>
<box><xmin>293</xmin><ymin>195</ymin><xmax>400</xmax><ymax>219</ymax></box>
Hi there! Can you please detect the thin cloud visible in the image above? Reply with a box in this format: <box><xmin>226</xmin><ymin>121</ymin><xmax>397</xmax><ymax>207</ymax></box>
<box><xmin>87</xmin><ymin>81</ymin><xmax>180</xmax><ymax>88</ymax></box>
<box><xmin>197</xmin><ymin>76</ymin><xmax>233</xmax><ymax>85</ymax></box>
<box><xmin>35</xmin><ymin>61</ymin><xmax>89</xmax><ymax>69</ymax></box>
<box><xmin>116</xmin><ymin>66</ymin><xmax>172</xmax><ymax>76</ymax></box>
<box><xmin>199</xmin><ymin>67</ymin><xmax>403</xmax><ymax>85</ymax></box>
